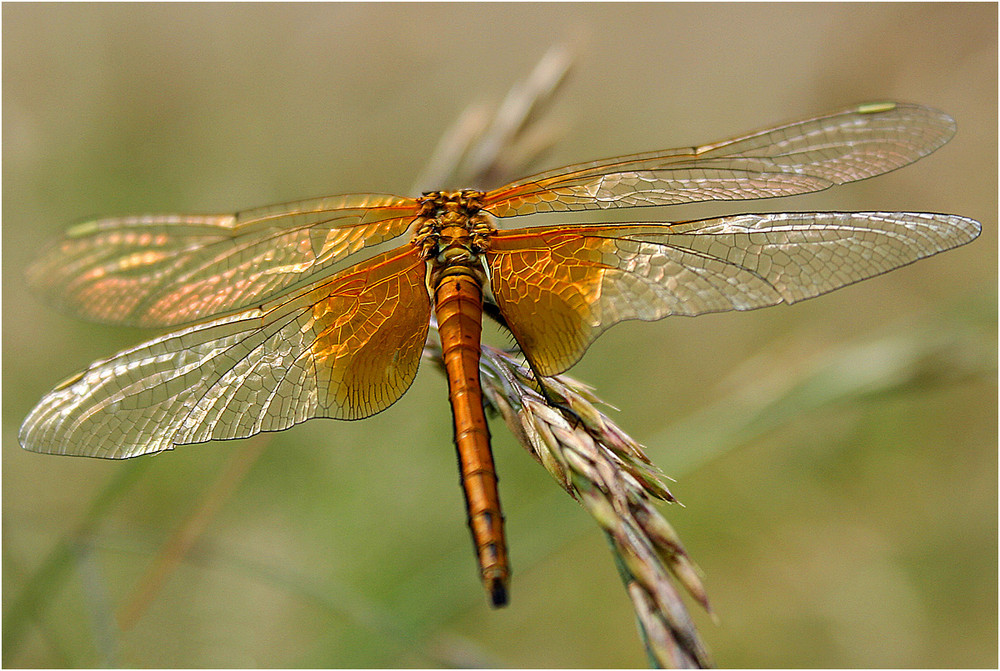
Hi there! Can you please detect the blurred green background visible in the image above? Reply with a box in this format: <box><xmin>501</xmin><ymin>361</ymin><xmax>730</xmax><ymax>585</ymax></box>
<box><xmin>4</xmin><ymin>3</ymin><xmax>996</xmax><ymax>668</ymax></box>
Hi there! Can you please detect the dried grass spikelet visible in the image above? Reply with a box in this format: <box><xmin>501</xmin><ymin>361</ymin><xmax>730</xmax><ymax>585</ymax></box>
<box><xmin>425</xmin><ymin>335</ymin><xmax>713</xmax><ymax>668</ymax></box>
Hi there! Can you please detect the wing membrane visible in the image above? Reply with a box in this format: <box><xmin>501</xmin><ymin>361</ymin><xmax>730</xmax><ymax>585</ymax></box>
<box><xmin>487</xmin><ymin>213</ymin><xmax>980</xmax><ymax>375</ymax></box>
<box><xmin>27</xmin><ymin>193</ymin><xmax>419</xmax><ymax>328</ymax></box>
<box><xmin>482</xmin><ymin>103</ymin><xmax>955</xmax><ymax>216</ymax></box>
<box><xmin>19</xmin><ymin>245</ymin><xmax>431</xmax><ymax>458</ymax></box>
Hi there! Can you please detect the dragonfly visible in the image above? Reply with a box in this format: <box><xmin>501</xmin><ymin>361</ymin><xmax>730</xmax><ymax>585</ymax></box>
<box><xmin>20</xmin><ymin>101</ymin><xmax>980</xmax><ymax>607</ymax></box>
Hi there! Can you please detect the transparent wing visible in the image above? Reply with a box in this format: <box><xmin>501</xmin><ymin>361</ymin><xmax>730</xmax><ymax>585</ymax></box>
<box><xmin>486</xmin><ymin>213</ymin><xmax>981</xmax><ymax>376</ymax></box>
<box><xmin>19</xmin><ymin>245</ymin><xmax>431</xmax><ymax>458</ymax></box>
<box><xmin>26</xmin><ymin>193</ymin><xmax>420</xmax><ymax>328</ymax></box>
<box><xmin>481</xmin><ymin>103</ymin><xmax>955</xmax><ymax>216</ymax></box>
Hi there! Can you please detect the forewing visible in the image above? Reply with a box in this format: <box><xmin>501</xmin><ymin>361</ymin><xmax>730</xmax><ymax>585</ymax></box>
<box><xmin>19</xmin><ymin>245</ymin><xmax>431</xmax><ymax>458</ymax></box>
<box><xmin>27</xmin><ymin>193</ymin><xmax>420</xmax><ymax>327</ymax></box>
<box><xmin>482</xmin><ymin>103</ymin><xmax>955</xmax><ymax>216</ymax></box>
<box><xmin>487</xmin><ymin>213</ymin><xmax>980</xmax><ymax>376</ymax></box>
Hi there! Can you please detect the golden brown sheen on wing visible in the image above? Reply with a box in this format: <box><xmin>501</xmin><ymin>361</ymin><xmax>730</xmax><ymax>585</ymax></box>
<box><xmin>308</xmin><ymin>246</ymin><xmax>431</xmax><ymax>419</ymax></box>
<box><xmin>487</xmin><ymin>212</ymin><xmax>980</xmax><ymax>376</ymax></box>
<box><xmin>481</xmin><ymin>103</ymin><xmax>954</xmax><ymax>216</ymax></box>
<box><xmin>19</xmin><ymin>245</ymin><xmax>431</xmax><ymax>458</ymax></box>
<box><xmin>26</xmin><ymin>193</ymin><xmax>419</xmax><ymax>328</ymax></box>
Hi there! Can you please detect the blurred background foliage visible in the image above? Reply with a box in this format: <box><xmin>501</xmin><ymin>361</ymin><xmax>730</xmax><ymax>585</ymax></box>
<box><xmin>3</xmin><ymin>3</ymin><xmax>996</xmax><ymax>667</ymax></box>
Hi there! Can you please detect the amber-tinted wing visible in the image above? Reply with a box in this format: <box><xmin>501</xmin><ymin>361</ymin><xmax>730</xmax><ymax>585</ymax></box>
<box><xmin>481</xmin><ymin>103</ymin><xmax>954</xmax><ymax>216</ymax></box>
<box><xmin>19</xmin><ymin>245</ymin><xmax>430</xmax><ymax>458</ymax></box>
<box><xmin>26</xmin><ymin>193</ymin><xmax>420</xmax><ymax>328</ymax></box>
<box><xmin>486</xmin><ymin>213</ymin><xmax>980</xmax><ymax>376</ymax></box>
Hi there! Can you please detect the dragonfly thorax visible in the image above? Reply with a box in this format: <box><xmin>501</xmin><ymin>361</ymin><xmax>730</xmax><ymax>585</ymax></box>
<box><xmin>412</xmin><ymin>190</ymin><xmax>494</xmax><ymax>271</ymax></box>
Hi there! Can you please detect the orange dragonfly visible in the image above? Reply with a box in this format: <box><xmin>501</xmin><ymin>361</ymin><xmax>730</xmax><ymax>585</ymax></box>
<box><xmin>20</xmin><ymin>102</ymin><xmax>980</xmax><ymax>607</ymax></box>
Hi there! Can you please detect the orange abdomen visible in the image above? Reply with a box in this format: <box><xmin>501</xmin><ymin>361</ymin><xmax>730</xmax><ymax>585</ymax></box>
<box><xmin>434</xmin><ymin>272</ymin><xmax>509</xmax><ymax>607</ymax></box>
